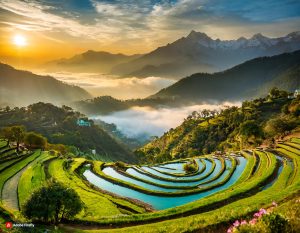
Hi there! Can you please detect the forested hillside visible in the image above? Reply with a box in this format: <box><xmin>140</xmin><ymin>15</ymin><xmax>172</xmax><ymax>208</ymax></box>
<box><xmin>138</xmin><ymin>89</ymin><xmax>300</xmax><ymax>163</ymax></box>
<box><xmin>151</xmin><ymin>51</ymin><xmax>300</xmax><ymax>102</ymax></box>
<box><xmin>0</xmin><ymin>103</ymin><xmax>136</xmax><ymax>162</ymax></box>
<box><xmin>0</xmin><ymin>63</ymin><xmax>91</xmax><ymax>107</ymax></box>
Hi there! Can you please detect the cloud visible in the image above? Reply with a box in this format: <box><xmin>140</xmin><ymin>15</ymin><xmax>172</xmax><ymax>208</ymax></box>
<box><xmin>0</xmin><ymin>0</ymin><xmax>299</xmax><ymax>54</ymax></box>
<box><xmin>37</xmin><ymin>71</ymin><xmax>176</xmax><ymax>99</ymax></box>
<box><xmin>92</xmin><ymin>103</ymin><xmax>240</xmax><ymax>138</ymax></box>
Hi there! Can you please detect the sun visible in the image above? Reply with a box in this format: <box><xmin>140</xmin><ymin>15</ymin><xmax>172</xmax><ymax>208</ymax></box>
<box><xmin>13</xmin><ymin>34</ymin><xmax>27</xmax><ymax>47</ymax></box>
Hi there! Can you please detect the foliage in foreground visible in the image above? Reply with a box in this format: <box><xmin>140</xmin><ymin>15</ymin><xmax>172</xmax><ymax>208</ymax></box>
<box><xmin>23</xmin><ymin>180</ymin><xmax>83</xmax><ymax>224</ymax></box>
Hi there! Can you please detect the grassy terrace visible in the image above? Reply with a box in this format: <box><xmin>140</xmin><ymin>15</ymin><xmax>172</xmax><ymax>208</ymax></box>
<box><xmin>284</xmin><ymin>142</ymin><xmax>300</xmax><ymax>150</ymax></box>
<box><xmin>130</xmin><ymin>157</ymin><xmax>216</xmax><ymax>183</ymax></box>
<box><xmin>0</xmin><ymin>140</ymin><xmax>8</xmax><ymax>148</ymax></box>
<box><xmin>0</xmin><ymin>155</ymin><xmax>29</xmax><ymax>172</ymax></box>
<box><xmin>64</xmin><ymin>146</ymin><xmax>295</xmax><ymax>233</ymax></box>
<box><xmin>107</xmin><ymin>158</ymin><xmax>215</xmax><ymax>190</ymax></box>
<box><xmin>47</xmin><ymin>158</ymin><xmax>147</xmax><ymax>221</ymax></box>
<box><xmin>147</xmin><ymin>158</ymin><xmax>200</xmax><ymax>177</ymax></box>
<box><xmin>79</xmin><ymin>151</ymin><xmax>295</xmax><ymax>233</ymax></box>
<box><xmin>18</xmin><ymin>152</ymin><xmax>55</xmax><ymax>207</ymax></box>
<box><xmin>0</xmin><ymin>150</ymin><xmax>41</xmax><ymax>199</ymax></box>
<box><xmin>105</xmin><ymin>158</ymin><xmax>220</xmax><ymax>190</ymax></box>
<box><xmin>277</xmin><ymin>143</ymin><xmax>300</xmax><ymax>155</ymax></box>
<box><xmin>1</xmin><ymin>137</ymin><xmax>299</xmax><ymax>233</ymax></box>
<box><xmin>67</xmin><ymin>149</ymin><xmax>278</xmax><ymax>227</ymax></box>
<box><xmin>88</xmin><ymin>156</ymin><xmax>237</xmax><ymax>197</ymax></box>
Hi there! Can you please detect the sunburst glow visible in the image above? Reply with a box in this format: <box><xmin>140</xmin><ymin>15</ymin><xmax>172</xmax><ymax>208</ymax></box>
<box><xmin>13</xmin><ymin>34</ymin><xmax>27</xmax><ymax>47</ymax></box>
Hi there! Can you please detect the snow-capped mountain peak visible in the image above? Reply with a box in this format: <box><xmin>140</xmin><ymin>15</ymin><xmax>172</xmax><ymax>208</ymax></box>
<box><xmin>184</xmin><ymin>31</ymin><xmax>300</xmax><ymax>50</ymax></box>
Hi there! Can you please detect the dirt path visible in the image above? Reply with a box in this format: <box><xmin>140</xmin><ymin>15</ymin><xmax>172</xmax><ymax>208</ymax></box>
<box><xmin>2</xmin><ymin>164</ymin><xmax>31</xmax><ymax>211</ymax></box>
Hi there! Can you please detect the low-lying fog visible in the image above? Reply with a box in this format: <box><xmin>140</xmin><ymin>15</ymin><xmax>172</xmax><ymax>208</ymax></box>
<box><xmin>92</xmin><ymin>103</ymin><xmax>240</xmax><ymax>139</ymax></box>
<box><xmin>42</xmin><ymin>72</ymin><xmax>176</xmax><ymax>99</ymax></box>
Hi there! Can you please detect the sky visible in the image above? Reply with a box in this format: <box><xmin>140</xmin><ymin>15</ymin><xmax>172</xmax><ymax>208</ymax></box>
<box><xmin>0</xmin><ymin>0</ymin><xmax>300</xmax><ymax>68</ymax></box>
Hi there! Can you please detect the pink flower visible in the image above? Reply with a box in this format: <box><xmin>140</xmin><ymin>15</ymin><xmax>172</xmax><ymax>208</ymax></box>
<box><xmin>241</xmin><ymin>220</ymin><xmax>247</xmax><ymax>225</ymax></box>
<box><xmin>249</xmin><ymin>218</ymin><xmax>257</xmax><ymax>225</ymax></box>
<box><xmin>272</xmin><ymin>201</ymin><xmax>278</xmax><ymax>207</ymax></box>
<box><xmin>259</xmin><ymin>208</ymin><xmax>267</xmax><ymax>215</ymax></box>
<box><xmin>233</xmin><ymin>220</ymin><xmax>240</xmax><ymax>227</ymax></box>
<box><xmin>254</xmin><ymin>212</ymin><xmax>261</xmax><ymax>218</ymax></box>
<box><xmin>227</xmin><ymin>227</ymin><xmax>233</xmax><ymax>233</ymax></box>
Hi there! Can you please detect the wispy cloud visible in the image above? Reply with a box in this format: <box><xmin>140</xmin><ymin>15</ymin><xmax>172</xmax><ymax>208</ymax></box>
<box><xmin>0</xmin><ymin>0</ymin><xmax>299</xmax><ymax>53</ymax></box>
<box><xmin>37</xmin><ymin>71</ymin><xmax>176</xmax><ymax>99</ymax></box>
<box><xmin>93</xmin><ymin>102</ymin><xmax>241</xmax><ymax>138</ymax></box>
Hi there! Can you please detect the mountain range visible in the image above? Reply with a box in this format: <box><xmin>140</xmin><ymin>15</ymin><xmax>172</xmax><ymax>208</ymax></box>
<box><xmin>47</xmin><ymin>31</ymin><xmax>300</xmax><ymax>79</ymax></box>
<box><xmin>72</xmin><ymin>50</ymin><xmax>300</xmax><ymax>115</ymax></box>
<box><xmin>112</xmin><ymin>31</ymin><xmax>300</xmax><ymax>79</ymax></box>
<box><xmin>0</xmin><ymin>63</ymin><xmax>91</xmax><ymax>107</ymax></box>
<box><xmin>45</xmin><ymin>50</ymin><xmax>141</xmax><ymax>73</ymax></box>
<box><xmin>150</xmin><ymin>50</ymin><xmax>300</xmax><ymax>102</ymax></box>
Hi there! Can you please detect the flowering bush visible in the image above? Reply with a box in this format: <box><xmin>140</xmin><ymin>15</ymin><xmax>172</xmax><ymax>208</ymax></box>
<box><xmin>227</xmin><ymin>202</ymin><xmax>277</xmax><ymax>233</ymax></box>
<box><xmin>227</xmin><ymin>199</ymin><xmax>300</xmax><ymax>233</ymax></box>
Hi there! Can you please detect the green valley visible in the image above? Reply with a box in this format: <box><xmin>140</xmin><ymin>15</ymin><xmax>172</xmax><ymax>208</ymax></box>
<box><xmin>0</xmin><ymin>92</ymin><xmax>299</xmax><ymax>232</ymax></box>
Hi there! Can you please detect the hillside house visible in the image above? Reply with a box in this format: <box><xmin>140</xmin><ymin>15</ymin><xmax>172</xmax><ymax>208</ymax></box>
<box><xmin>77</xmin><ymin>119</ymin><xmax>91</xmax><ymax>127</ymax></box>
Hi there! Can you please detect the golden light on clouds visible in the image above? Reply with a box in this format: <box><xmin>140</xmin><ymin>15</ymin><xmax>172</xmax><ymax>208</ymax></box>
<box><xmin>13</xmin><ymin>34</ymin><xmax>27</xmax><ymax>47</ymax></box>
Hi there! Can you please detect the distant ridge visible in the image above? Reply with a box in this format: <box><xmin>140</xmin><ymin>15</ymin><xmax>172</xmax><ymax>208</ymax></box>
<box><xmin>150</xmin><ymin>50</ymin><xmax>300</xmax><ymax>102</ymax></box>
<box><xmin>111</xmin><ymin>31</ymin><xmax>300</xmax><ymax>79</ymax></box>
<box><xmin>0</xmin><ymin>62</ymin><xmax>92</xmax><ymax>107</ymax></box>
<box><xmin>45</xmin><ymin>50</ymin><xmax>141</xmax><ymax>73</ymax></box>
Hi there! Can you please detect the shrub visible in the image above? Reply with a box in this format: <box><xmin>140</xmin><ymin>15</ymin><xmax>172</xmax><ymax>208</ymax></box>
<box><xmin>261</xmin><ymin>213</ymin><xmax>289</xmax><ymax>233</ymax></box>
<box><xmin>183</xmin><ymin>161</ymin><xmax>197</xmax><ymax>173</ymax></box>
<box><xmin>24</xmin><ymin>132</ymin><xmax>47</xmax><ymax>149</ymax></box>
<box><xmin>115</xmin><ymin>161</ymin><xmax>128</xmax><ymax>170</ymax></box>
<box><xmin>23</xmin><ymin>180</ymin><xmax>83</xmax><ymax>224</ymax></box>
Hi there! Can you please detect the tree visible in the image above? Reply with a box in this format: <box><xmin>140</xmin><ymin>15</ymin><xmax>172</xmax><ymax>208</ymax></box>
<box><xmin>269</xmin><ymin>87</ymin><xmax>281</xmax><ymax>99</ymax></box>
<box><xmin>1</xmin><ymin>125</ymin><xmax>25</xmax><ymax>152</ymax></box>
<box><xmin>24</xmin><ymin>132</ymin><xmax>47</xmax><ymax>150</ymax></box>
<box><xmin>239</xmin><ymin>120</ymin><xmax>261</xmax><ymax>138</ymax></box>
<box><xmin>183</xmin><ymin>160</ymin><xmax>197</xmax><ymax>173</ymax></box>
<box><xmin>23</xmin><ymin>181</ymin><xmax>83</xmax><ymax>224</ymax></box>
<box><xmin>264</xmin><ymin>117</ymin><xmax>296</xmax><ymax>136</ymax></box>
<box><xmin>239</xmin><ymin>120</ymin><xmax>262</xmax><ymax>148</ymax></box>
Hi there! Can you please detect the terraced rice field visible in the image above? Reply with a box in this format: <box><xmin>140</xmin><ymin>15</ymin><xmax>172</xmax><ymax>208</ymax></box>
<box><xmin>0</xmin><ymin>138</ymin><xmax>300</xmax><ymax>233</ymax></box>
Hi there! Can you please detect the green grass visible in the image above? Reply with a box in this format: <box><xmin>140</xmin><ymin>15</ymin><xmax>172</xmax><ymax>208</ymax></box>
<box><xmin>0</xmin><ymin>150</ymin><xmax>41</xmax><ymax>198</ymax></box>
<box><xmin>48</xmin><ymin>158</ymin><xmax>146</xmax><ymax>221</ymax></box>
<box><xmin>277</xmin><ymin>144</ymin><xmax>300</xmax><ymax>155</ymax></box>
<box><xmin>0</xmin><ymin>156</ymin><xmax>27</xmax><ymax>172</ymax></box>
<box><xmin>132</xmin><ymin>157</ymin><xmax>216</xmax><ymax>183</ymax></box>
<box><xmin>71</xmin><ymin>151</ymin><xmax>296</xmax><ymax>232</ymax></box>
<box><xmin>3</xmin><ymin>138</ymin><xmax>299</xmax><ymax>233</ymax></box>
<box><xmin>90</xmin><ymin>156</ymin><xmax>237</xmax><ymax>197</ymax></box>
<box><xmin>64</xmin><ymin>150</ymin><xmax>275</xmax><ymax>227</ymax></box>
<box><xmin>285</xmin><ymin>142</ymin><xmax>300</xmax><ymax>150</ymax></box>
<box><xmin>18</xmin><ymin>152</ymin><xmax>55</xmax><ymax>208</ymax></box>
<box><xmin>290</xmin><ymin>138</ymin><xmax>300</xmax><ymax>144</ymax></box>
<box><xmin>100</xmin><ymin>157</ymin><xmax>224</xmax><ymax>190</ymax></box>
<box><xmin>0</xmin><ymin>140</ymin><xmax>8</xmax><ymax>149</ymax></box>
<box><xmin>148</xmin><ymin>158</ymin><xmax>200</xmax><ymax>177</ymax></box>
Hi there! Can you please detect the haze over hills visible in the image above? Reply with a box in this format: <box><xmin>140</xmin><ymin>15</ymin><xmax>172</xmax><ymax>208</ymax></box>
<box><xmin>0</xmin><ymin>102</ymin><xmax>136</xmax><ymax>162</ymax></box>
<box><xmin>0</xmin><ymin>63</ymin><xmax>92</xmax><ymax>107</ymax></box>
<box><xmin>72</xmin><ymin>51</ymin><xmax>300</xmax><ymax>116</ymax></box>
<box><xmin>151</xmin><ymin>50</ymin><xmax>300</xmax><ymax>103</ymax></box>
<box><xmin>45</xmin><ymin>50</ymin><xmax>141</xmax><ymax>73</ymax></box>
<box><xmin>111</xmin><ymin>31</ymin><xmax>300</xmax><ymax>79</ymax></box>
